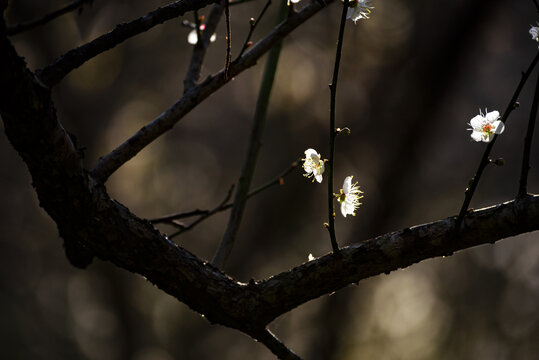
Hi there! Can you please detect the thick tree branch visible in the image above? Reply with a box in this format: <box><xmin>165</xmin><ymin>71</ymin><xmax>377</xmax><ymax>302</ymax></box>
<box><xmin>91</xmin><ymin>0</ymin><xmax>335</xmax><ymax>183</ymax></box>
<box><xmin>3</xmin><ymin>5</ymin><xmax>539</xmax><ymax>359</ymax></box>
<box><xmin>36</xmin><ymin>0</ymin><xmax>219</xmax><ymax>87</ymax></box>
<box><xmin>3</xmin><ymin>32</ymin><xmax>539</xmax><ymax>328</ymax></box>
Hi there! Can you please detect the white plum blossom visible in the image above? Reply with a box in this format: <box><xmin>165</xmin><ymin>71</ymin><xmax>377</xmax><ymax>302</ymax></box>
<box><xmin>303</xmin><ymin>148</ymin><xmax>325</xmax><ymax>183</ymax></box>
<box><xmin>468</xmin><ymin>109</ymin><xmax>504</xmax><ymax>143</ymax></box>
<box><xmin>337</xmin><ymin>176</ymin><xmax>363</xmax><ymax>217</ymax></box>
<box><xmin>347</xmin><ymin>0</ymin><xmax>373</xmax><ymax>23</ymax></box>
<box><xmin>188</xmin><ymin>24</ymin><xmax>216</xmax><ymax>45</ymax></box>
<box><xmin>287</xmin><ymin>0</ymin><xmax>301</xmax><ymax>5</ymax></box>
<box><xmin>530</xmin><ymin>25</ymin><xmax>539</xmax><ymax>42</ymax></box>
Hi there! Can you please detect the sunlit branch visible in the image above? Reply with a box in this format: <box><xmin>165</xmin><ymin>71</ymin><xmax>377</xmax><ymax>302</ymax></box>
<box><xmin>6</xmin><ymin>0</ymin><xmax>93</xmax><ymax>36</ymax></box>
<box><xmin>36</xmin><ymin>0</ymin><xmax>219</xmax><ymax>87</ymax></box>
<box><xmin>90</xmin><ymin>0</ymin><xmax>336</xmax><ymax>184</ymax></box>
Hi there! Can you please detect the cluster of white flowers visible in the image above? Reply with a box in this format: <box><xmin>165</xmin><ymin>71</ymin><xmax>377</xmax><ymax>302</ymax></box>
<box><xmin>468</xmin><ymin>109</ymin><xmax>504</xmax><ymax>143</ymax></box>
<box><xmin>302</xmin><ymin>148</ymin><xmax>363</xmax><ymax>217</ymax></box>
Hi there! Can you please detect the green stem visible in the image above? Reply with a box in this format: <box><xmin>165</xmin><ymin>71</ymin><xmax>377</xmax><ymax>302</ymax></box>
<box><xmin>327</xmin><ymin>1</ymin><xmax>349</xmax><ymax>253</ymax></box>
<box><xmin>211</xmin><ymin>1</ymin><xmax>288</xmax><ymax>268</ymax></box>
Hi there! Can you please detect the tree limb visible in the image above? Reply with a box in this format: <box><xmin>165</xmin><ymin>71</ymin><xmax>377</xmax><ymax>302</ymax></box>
<box><xmin>90</xmin><ymin>0</ymin><xmax>335</xmax><ymax>183</ymax></box>
<box><xmin>3</xmin><ymin>4</ymin><xmax>539</xmax><ymax>359</ymax></box>
<box><xmin>2</xmin><ymin>30</ymin><xmax>539</xmax><ymax>330</ymax></box>
<box><xmin>36</xmin><ymin>0</ymin><xmax>219</xmax><ymax>87</ymax></box>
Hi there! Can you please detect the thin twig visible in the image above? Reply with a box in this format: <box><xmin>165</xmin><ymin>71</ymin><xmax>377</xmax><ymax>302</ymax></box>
<box><xmin>236</xmin><ymin>0</ymin><xmax>272</xmax><ymax>59</ymax></box>
<box><xmin>533</xmin><ymin>0</ymin><xmax>539</xmax><ymax>12</ymax></box>
<box><xmin>251</xmin><ymin>328</ymin><xmax>302</xmax><ymax>360</ymax></box>
<box><xmin>211</xmin><ymin>0</ymin><xmax>287</xmax><ymax>269</ymax></box>
<box><xmin>168</xmin><ymin>185</ymin><xmax>235</xmax><ymax>238</ymax></box>
<box><xmin>151</xmin><ymin>160</ymin><xmax>298</xmax><ymax>232</ymax></box>
<box><xmin>193</xmin><ymin>10</ymin><xmax>202</xmax><ymax>44</ymax></box>
<box><xmin>455</xmin><ymin>49</ymin><xmax>539</xmax><ymax>231</ymax></box>
<box><xmin>326</xmin><ymin>1</ymin><xmax>349</xmax><ymax>253</ymax></box>
<box><xmin>183</xmin><ymin>0</ymin><xmax>226</xmax><ymax>92</ymax></box>
<box><xmin>150</xmin><ymin>209</ymin><xmax>210</xmax><ymax>223</ymax></box>
<box><xmin>518</xmin><ymin>65</ymin><xmax>539</xmax><ymax>197</ymax></box>
<box><xmin>36</xmin><ymin>0</ymin><xmax>219</xmax><ymax>87</ymax></box>
<box><xmin>90</xmin><ymin>0</ymin><xmax>335</xmax><ymax>183</ymax></box>
<box><xmin>224</xmin><ymin>0</ymin><xmax>232</xmax><ymax>80</ymax></box>
<box><xmin>6</xmin><ymin>0</ymin><xmax>93</xmax><ymax>36</ymax></box>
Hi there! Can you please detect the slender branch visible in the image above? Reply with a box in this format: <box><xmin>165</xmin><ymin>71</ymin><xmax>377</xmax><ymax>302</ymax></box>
<box><xmin>90</xmin><ymin>0</ymin><xmax>336</xmax><ymax>184</ymax></box>
<box><xmin>455</xmin><ymin>49</ymin><xmax>539</xmax><ymax>231</ymax></box>
<box><xmin>211</xmin><ymin>0</ymin><xmax>287</xmax><ymax>268</ymax></box>
<box><xmin>251</xmin><ymin>328</ymin><xmax>302</xmax><ymax>360</ymax></box>
<box><xmin>533</xmin><ymin>0</ymin><xmax>539</xmax><ymax>12</ymax></box>
<box><xmin>168</xmin><ymin>185</ymin><xmax>235</xmax><ymax>238</ymax></box>
<box><xmin>36</xmin><ymin>0</ymin><xmax>219</xmax><ymax>87</ymax></box>
<box><xmin>6</xmin><ymin>0</ymin><xmax>93</xmax><ymax>36</ymax></box>
<box><xmin>518</xmin><ymin>66</ymin><xmax>539</xmax><ymax>197</ymax></box>
<box><xmin>150</xmin><ymin>209</ymin><xmax>210</xmax><ymax>223</ymax></box>
<box><xmin>326</xmin><ymin>1</ymin><xmax>349</xmax><ymax>253</ymax></box>
<box><xmin>236</xmin><ymin>0</ymin><xmax>272</xmax><ymax>59</ymax></box>
<box><xmin>150</xmin><ymin>159</ymin><xmax>298</xmax><ymax>229</ymax></box>
<box><xmin>183</xmin><ymin>0</ymin><xmax>226</xmax><ymax>92</ymax></box>
<box><xmin>224</xmin><ymin>0</ymin><xmax>232</xmax><ymax>79</ymax></box>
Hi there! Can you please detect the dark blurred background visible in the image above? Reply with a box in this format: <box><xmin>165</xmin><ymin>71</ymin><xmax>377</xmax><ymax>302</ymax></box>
<box><xmin>2</xmin><ymin>0</ymin><xmax>539</xmax><ymax>359</ymax></box>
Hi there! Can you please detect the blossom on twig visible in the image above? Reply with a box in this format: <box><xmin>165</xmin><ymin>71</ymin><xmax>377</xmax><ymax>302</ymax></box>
<box><xmin>347</xmin><ymin>0</ymin><xmax>373</xmax><ymax>24</ymax></box>
<box><xmin>337</xmin><ymin>176</ymin><xmax>363</xmax><ymax>217</ymax></box>
<box><xmin>303</xmin><ymin>148</ymin><xmax>325</xmax><ymax>183</ymax></box>
<box><xmin>468</xmin><ymin>109</ymin><xmax>504</xmax><ymax>143</ymax></box>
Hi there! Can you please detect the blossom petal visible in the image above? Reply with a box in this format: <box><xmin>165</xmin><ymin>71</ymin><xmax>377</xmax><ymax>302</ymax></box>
<box><xmin>493</xmin><ymin>121</ymin><xmax>505</xmax><ymax>135</ymax></box>
<box><xmin>469</xmin><ymin>115</ymin><xmax>483</xmax><ymax>129</ymax></box>
<box><xmin>342</xmin><ymin>176</ymin><xmax>352</xmax><ymax>195</ymax></box>
<box><xmin>341</xmin><ymin>202</ymin><xmax>349</xmax><ymax>217</ymax></box>
<box><xmin>485</xmin><ymin>110</ymin><xmax>500</xmax><ymax>122</ymax></box>
<box><xmin>315</xmin><ymin>174</ymin><xmax>323</xmax><ymax>183</ymax></box>
<box><xmin>304</xmin><ymin>148</ymin><xmax>318</xmax><ymax>158</ymax></box>
<box><xmin>470</xmin><ymin>130</ymin><xmax>483</xmax><ymax>142</ymax></box>
<box><xmin>187</xmin><ymin>30</ymin><xmax>198</xmax><ymax>45</ymax></box>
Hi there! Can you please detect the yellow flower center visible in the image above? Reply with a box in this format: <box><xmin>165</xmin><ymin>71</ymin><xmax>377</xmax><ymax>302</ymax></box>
<box><xmin>482</xmin><ymin>123</ymin><xmax>493</xmax><ymax>134</ymax></box>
